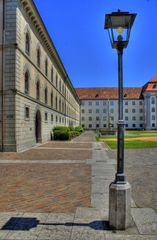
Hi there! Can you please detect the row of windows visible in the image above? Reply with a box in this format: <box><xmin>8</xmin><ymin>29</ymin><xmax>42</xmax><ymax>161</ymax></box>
<box><xmin>81</xmin><ymin>116</ymin><xmax>144</xmax><ymax>121</ymax></box>
<box><xmin>24</xmin><ymin>71</ymin><xmax>68</xmax><ymax>114</ymax></box>
<box><xmin>25</xmin><ymin>107</ymin><xmax>66</xmax><ymax>124</ymax></box>
<box><xmin>25</xmin><ymin>32</ymin><xmax>66</xmax><ymax>95</ymax></box>
<box><xmin>81</xmin><ymin>100</ymin><xmax>143</xmax><ymax>106</ymax></box>
<box><xmin>82</xmin><ymin>123</ymin><xmax>144</xmax><ymax>129</ymax></box>
<box><xmin>81</xmin><ymin>108</ymin><xmax>144</xmax><ymax>114</ymax></box>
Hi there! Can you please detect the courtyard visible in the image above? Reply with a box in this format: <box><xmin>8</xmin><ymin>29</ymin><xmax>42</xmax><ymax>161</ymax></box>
<box><xmin>0</xmin><ymin>131</ymin><xmax>156</xmax><ymax>239</ymax></box>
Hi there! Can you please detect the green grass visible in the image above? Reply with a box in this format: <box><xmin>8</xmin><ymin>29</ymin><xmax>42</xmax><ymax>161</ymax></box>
<box><xmin>105</xmin><ymin>140</ymin><xmax>157</xmax><ymax>149</ymax></box>
<box><xmin>97</xmin><ymin>130</ymin><xmax>157</xmax><ymax>149</ymax></box>
<box><xmin>126</xmin><ymin>130</ymin><xmax>157</xmax><ymax>136</ymax></box>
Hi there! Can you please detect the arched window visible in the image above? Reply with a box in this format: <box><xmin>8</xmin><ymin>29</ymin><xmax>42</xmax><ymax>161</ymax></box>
<box><xmin>45</xmin><ymin>87</ymin><xmax>48</xmax><ymax>104</ymax></box>
<box><xmin>37</xmin><ymin>48</ymin><xmax>41</xmax><ymax>68</ymax></box>
<box><xmin>36</xmin><ymin>80</ymin><xmax>40</xmax><ymax>100</ymax></box>
<box><xmin>25</xmin><ymin>32</ymin><xmax>30</xmax><ymax>55</ymax></box>
<box><xmin>45</xmin><ymin>59</ymin><xmax>48</xmax><ymax>76</ymax></box>
<box><xmin>24</xmin><ymin>71</ymin><xmax>29</xmax><ymax>95</ymax></box>
<box><xmin>51</xmin><ymin>91</ymin><xmax>53</xmax><ymax>107</ymax></box>
<box><xmin>51</xmin><ymin>68</ymin><xmax>53</xmax><ymax>83</ymax></box>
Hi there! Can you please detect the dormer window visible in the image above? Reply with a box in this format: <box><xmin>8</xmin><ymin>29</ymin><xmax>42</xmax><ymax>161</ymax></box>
<box><xmin>153</xmin><ymin>84</ymin><xmax>157</xmax><ymax>89</ymax></box>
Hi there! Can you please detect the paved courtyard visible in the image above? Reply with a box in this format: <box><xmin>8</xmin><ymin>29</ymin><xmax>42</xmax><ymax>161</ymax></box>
<box><xmin>0</xmin><ymin>131</ymin><xmax>156</xmax><ymax>239</ymax></box>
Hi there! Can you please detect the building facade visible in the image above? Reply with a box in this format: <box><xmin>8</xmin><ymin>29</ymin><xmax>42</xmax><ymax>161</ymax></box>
<box><xmin>76</xmin><ymin>77</ymin><xmax>157</xmax><ymax>130</ymax></box>
<box><xmin>0</xmin><ymin>0</ymin><xmax>80</xmax><ymax>152</ymax></box>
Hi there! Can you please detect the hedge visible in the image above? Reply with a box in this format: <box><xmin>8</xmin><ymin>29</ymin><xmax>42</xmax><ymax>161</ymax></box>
<box><xmin>53</xmin><ymin>126</ymin><xmax>84</xmax><ymax>140</ymax></box>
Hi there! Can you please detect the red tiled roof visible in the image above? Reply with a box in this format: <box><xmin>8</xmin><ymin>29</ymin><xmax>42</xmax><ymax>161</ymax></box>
<box><xmin>149</xmin><ymin>76</ymin><xmax>157</xmax><ymax>83</ymax></box>
<box><xmin>76</xmin><ymin>87</ymin><xmax>143</xmax><ymax>100</ymax></box>
<box><xmin>142</xmin><ymin>76</ymin><xmax>157</xmax><ymax>92</ymax></box>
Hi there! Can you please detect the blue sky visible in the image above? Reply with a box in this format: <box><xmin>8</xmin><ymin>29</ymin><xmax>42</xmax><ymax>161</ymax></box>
<box><xmin>34</xmin><ymin>0</ymin><xmax>157</xmax><ymax>88</ymax></box>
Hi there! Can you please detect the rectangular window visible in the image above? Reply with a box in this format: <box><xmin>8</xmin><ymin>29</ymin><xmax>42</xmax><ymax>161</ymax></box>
<box><xmin>110</xmin><ymin>101</ymin><xmax>114</xmax><ymax>106</ymax></box>
<box><xmin>96</xmin><ymin>101</ymin><xmax>99</xmax><ymax>106</ymax></box>
<box><xmin>140</xmin><ymin>116</ymin><xmax>143</xmax><ymax>121</ymax></box>
<box><xmin>81</xmin><ymin>109</ymin><xmax>85</xmax><ymax>114</ymax></box>
<box><xmin>139</xmin><ymin>108</ymin><xmax>143</xmax><ymax>113</ymax></box>
<box><xmin>132</xmin><ymin>109</ymin><xmax>136</xmax><ymax>113</ymax></box>
<box><xmin>152</xmin><ymin>107</ymin><xmax>155</xmax><ymax>112</ymax></box>
<box><xmin>125</xmin><ymin>116</ymin><xmax>128</xmax><ymax>121</ymax></box>
<box><xmin>132</xmin><ymin>124</ymin><xmax>136</xmax><ymax>128</ymax></box>
<box><xmin>132</xmin><ymin>101</ymin><xmax>136</xmax><ymax>105</ymax></box>
<box><xmin>111</xmin><ymin>116</ymin><xmax>114</xmax><ymax>121</ymax></box>
<box><xmin>125</xmin><ymin>109</ymin><xmax>128</xmax><ymax>113</ymax></box>
<box><xmin>151</xmin><ymin>97</ymin><xmax>155</xmax><ymax>104</ymax></box>
<box><xmin>82</xmin><ymin>124</ymin><xmax>85</xmax><ymax>128</ymax></box>
<box><xmin>45</xmin><ymin>112</ymin><xmax>48</xmax><ymax>122</ymax></box>
<box><xmin>88</xmin><ymin>101</ymin><xmax>92</xmax><ymax>106</ymax></box>
<box><xmin>81</xmin><ymin>101</ymin><xmax>85</xmax><ymax>106</ymax></box>
<box><xmin>81</xmin><ymin>117</ymin><xmax>85</xmax><ymax>121</ymax></box>
<box><xmin>96</xmin><ymin>109</ymin><xmax>99</xmax><ymax>113</ymax></box>
<box><xmin>110</xmin><ymin>109</ymin><xmax>114</xmax><ymax>114</ymax></box>
<box><xmin>125</xmin><ymin>124</ymin><xmax>128</xmax><ymax>128</ymax></box>
<box><xmin>152</xmin><ymin>115</ymin><xmax>155</xmax><ymax>120</ymax></box>
<box><xmin>103</xmin><ymin>124</ymin><xmax>106</xmax><ymax>128</ymax></box>
<box><xmin>96</xmin><ymin>116</ymin><xmax>99</xmax><ymax>121</ymax></box>
<box><xmin>89</xmin><ymin>124</ymin><xmax>92</xmax><ymax>128</ymax></box>
<box><xmin>139</xmin><ymin>101</ymin><xmax>143</xmax><ymax>105</ymax></box>
<box><xmin>96</xmin><ymin>124</ymin><xmax>99</xmax><ymax>128</ymax></box>
<box><xmin>56</xmin><ymin>115</ymin><xmax>58</xmax><ymax>123</ymax></box>
<box><xmin>132</xmin><ymin>116</ymin><xmax>136</xmax><ymax>121</ymax></box>
<box><xmin>103</xmin><ymin>101</ymin><xmax>107</xmax><ymax>106</ymax></box>
<box><xmin>125</xmin><ymin>101</ymin><xmax>128</xmax><ymax>105</ymax></box>
<box><xmin>88</xmin><ymin>109</ymin><xmax>92</xmax><ymax>113</ymax></box>
<box><xmin>89</xmin><ymin>116</ymin><xmax>92</xmax><ymax>121</ymax></box>
<box><xmin>103</xmin><ymin>116</ymin><xmax>106</xmax><ymax>121</ymax></box>
<box><xmin>25</xmin><ymin>106</ymin><xmax>30</xmax><ymax>120</ymax></box>
<box><xmin>140</xmin><ymin>124</ymin><xmax>143</xmax><ymax>128</ymax></box>
<box><xmin>51</xmin><ymin>114</ymin><xmax>53</xmax><ymax>122</ymax></box>
<box><xmin>103</xmin><ymin>109</ymin><xmax>107</xmax><ymax>113</ymax></box>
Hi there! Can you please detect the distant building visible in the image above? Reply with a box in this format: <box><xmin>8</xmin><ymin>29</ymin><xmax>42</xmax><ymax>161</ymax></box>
<box><xmin>76</xmin><ymin>77</ymin><xmax>157</xmax><ymax>130</ymax></box>
<box><xmin>0</xmin><ymin>0</ymin><xmax>80</xmax><ymax>152</ymax></box>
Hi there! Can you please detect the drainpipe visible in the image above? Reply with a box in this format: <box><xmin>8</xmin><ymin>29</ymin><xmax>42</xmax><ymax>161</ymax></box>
<box><xmin>1</xmin><ymin>0</ymin><xmax>5</xmax><ymax>151</ymax></box>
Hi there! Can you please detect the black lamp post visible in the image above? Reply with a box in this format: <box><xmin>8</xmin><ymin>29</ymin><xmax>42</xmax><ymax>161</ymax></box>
<box><xmin>105</xmin><ymin>10</ymin><xmax>136</xmax><ymax>183</ymax></box>
<box><xmin>104</xmin><ymin>10</ymin><xmax>136</xmax><ymax>229</ymax></box>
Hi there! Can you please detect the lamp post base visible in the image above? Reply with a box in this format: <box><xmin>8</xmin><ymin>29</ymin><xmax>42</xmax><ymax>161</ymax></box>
<box><xmin>109</xmin><ymin>181</ymin><xmax>131</xmax><ymax>230</ymax></box>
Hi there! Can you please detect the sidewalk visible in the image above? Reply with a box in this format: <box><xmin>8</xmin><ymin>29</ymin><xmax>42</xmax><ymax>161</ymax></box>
<box><xmin>0</xmin><ymin>131</ymin><xmax>157</xmax><ymax>239</ymax></box>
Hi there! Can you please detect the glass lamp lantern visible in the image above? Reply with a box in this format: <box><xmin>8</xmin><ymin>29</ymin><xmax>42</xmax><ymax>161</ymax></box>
<box><xmin>104</xmin><ymin>10</ymin><xmax>136</xmax><ymax>49</ymax></box>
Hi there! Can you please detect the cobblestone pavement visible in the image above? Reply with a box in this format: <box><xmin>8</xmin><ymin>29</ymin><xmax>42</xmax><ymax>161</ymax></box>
<box><xmin>0</xmin><ymin>131</ymin><xmax>157</xmax><ymax>239</ymax></box>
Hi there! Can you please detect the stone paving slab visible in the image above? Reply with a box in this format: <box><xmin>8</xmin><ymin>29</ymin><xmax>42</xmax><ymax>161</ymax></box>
<box><xmin>105</xmin><ymin>235</ymin><xmax>157</xmax><ymax>240</ymax></box>
<box><xmin>71</xmin><ymin>228</ymin><xmax>105</xmax><ymax>240</ymax></box>
<box><xmin>131</xmin><ymin>208</ymin><xmax>157</xmax><ymax>234</ymax></box>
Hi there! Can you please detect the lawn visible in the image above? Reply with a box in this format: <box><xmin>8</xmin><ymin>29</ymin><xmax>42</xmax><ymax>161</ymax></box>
<box><xmin>98</xmin><ymin>130</ymin><xmax>157</xmax><ymax>149</ymax></box>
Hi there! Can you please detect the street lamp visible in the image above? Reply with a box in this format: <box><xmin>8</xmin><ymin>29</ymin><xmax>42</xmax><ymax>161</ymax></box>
<box><xmin>104</xmin><ymin>10</ymin><xmax>136</xmax><ymax>230</ymax></box>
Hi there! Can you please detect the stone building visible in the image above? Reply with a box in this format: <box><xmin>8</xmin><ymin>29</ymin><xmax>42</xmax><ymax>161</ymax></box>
<box><xmin>0</xmin><ymin>0</ymin><xmax>80</xmax><ymax>152</ymax></box>
<box><xmin>76</xmin><ymin>76</ymin><xmax>157</xmax><ymax>130</ymax></box>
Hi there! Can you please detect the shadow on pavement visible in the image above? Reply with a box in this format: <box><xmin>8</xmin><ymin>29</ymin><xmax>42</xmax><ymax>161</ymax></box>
<box><xmin>1</xmin><ymin>217</ymin><xmax>110</xmax><ymax>231</ymax></box>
